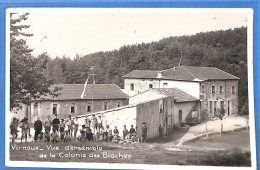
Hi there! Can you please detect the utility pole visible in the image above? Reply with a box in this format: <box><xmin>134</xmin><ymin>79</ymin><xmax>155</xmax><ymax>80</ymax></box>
<box><xmin>89</xmin><ymin>73</ymin><xmax>99</xmax><ymax>112</ymax></box>
<box><xmin>178</xmin><ymin>50</ymin><xmax>183</xmax><ymax>67</ymax></box>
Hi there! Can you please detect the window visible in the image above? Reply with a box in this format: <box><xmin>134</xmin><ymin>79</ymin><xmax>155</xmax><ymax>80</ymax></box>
<box><xmin>33</xmin><ymin>103</ymin><xmax>38</xmax><ymax>115</ymax></box>
<box><xmin>149</xmin><ymin>84</ymin><xmax>153</xmax><ymax>89</ymax></box>
<box><xmin>87</xmin><ymin>103</ymin><xmax>91</xmax><ymax>112</ymax></box>
<box><xmin>117</xmin><ymin>102</ymin><xmax>121</xmax><ymax>107</ymax></box>
<box><xmin>163</xmin><ymin>83</ymin><xmax>168</xmax><ymax>88</ymax></box>
<box><xmin>232</xmin><ymin>86</ymin><xmax>235</xmax><ymax>94</ymax></box>
<box><xmin>201</xmin><ymin>86</ymin><xmax>205</xmax><ymax>93</ymax></box>
<box><xmin>53</xmin><ymin>104</ymin><xmax>57</xmax><ymax>115</ymax></box>
<box><xmin>130</xmin><ymin>84</ymin><xmax>134</xmax><ymax>91</ymax></box>
<box><xmin>104</xmin><ymin>102</ymin><xmax>107</xmax><ymax>110</ymax></box>
<box><xmin>212</xmin><ymin>86</ymin><xmax>215</xmax><ymax>94</ymax></box>
<box><xmin>220</xmin><ymin>86</ymin><xmax>223</xmax><ymax>94</ymax></box>
<box><xmin>70</xmin><ymin>103</ymin><xmax>75</xmax><ymax>113</ymax></box>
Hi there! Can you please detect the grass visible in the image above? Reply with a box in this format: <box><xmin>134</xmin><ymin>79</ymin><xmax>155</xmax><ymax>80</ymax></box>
<box><xmin>185</xmin><ymin>130</ymin><xmax>250</xmax><ymax>150</ymax></box>
<box><xmin>9</xmin><ymin>130</ymin><xmax>251</xmax><ymax>166</ymax></box>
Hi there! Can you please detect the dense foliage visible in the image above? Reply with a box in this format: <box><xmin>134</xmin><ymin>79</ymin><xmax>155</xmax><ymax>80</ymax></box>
<box><xmin>10</xmin><ymin>13</ymin><xmax>58</xmax><ymax>110</ymax></box>
<box><xmin>41</xmin><ymin>27</ymin><xmax>248</xmax><ymax>114</ymax></box>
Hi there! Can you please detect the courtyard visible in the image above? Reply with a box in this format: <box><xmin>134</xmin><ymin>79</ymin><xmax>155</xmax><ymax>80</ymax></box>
<box><xmin>9</xmin><ymin>116</ymin><xmax>251</xmax><ymax>166</ymax></box>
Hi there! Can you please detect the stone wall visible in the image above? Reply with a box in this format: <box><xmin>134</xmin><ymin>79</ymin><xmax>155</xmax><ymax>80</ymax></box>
<box><xmin>200</xmin><ymin>80</ymin><xmax>238</xmax><ymax>118</ymax></box>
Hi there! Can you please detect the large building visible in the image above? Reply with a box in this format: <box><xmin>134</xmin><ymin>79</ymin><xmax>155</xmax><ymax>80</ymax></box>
<box><xmin>123</xmin><ymin>66</ymin><xmax>239</xmax><ymax>118</ymax></box>
<box><xmin>12</xmin><ymin>84</ymin><xmax>129</xmax><ymax>124</ymax></box>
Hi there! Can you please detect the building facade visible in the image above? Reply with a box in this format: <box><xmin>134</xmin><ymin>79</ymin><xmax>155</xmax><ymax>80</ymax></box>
<box><xmin>123</xmin><ymin>66</ymin><xmax>239</xmax><ymax>118</ymax></box>
<box><xmin>11</xmin><ymin>84</ymin><xmax>129</xmax><ymax>124</ymax></box>
<box><xmin>200</xmin><ymin>80</ymin><xmax>238</xmax><ymax>118</ymax></box>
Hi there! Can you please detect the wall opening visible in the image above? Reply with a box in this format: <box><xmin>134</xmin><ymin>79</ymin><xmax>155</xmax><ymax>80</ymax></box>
<box><xmin>53</xmin><ymin>104</ymin><xmax>57</xmax><ymax>115</ymax></box>
<box><xmin>130</xmin><ymin>83</ymin><xmax>134</xmax><ymax>91</ymax></box>
<box><xmin>71</xmin><ymin>103</ymin><xmax>75</xmax><ymax>114</ymax></box>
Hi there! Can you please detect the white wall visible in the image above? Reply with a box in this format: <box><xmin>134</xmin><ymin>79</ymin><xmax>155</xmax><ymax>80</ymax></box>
<box><xmin>124</xmin><ymin>78</ymin><xmax>160</xmax><ymax>96</ymax></box>
<box><xmin>124</xmin><ymin>78</ymin><xmax>200</xmax><ymax>98</ymax></box>
<box><xmin>160</xmin><ymin>80</ymin><xmax>200</xmax><ymax>98</ymax></box>
<box><xmin>76</xmin><ymin>105</ymin><xmax>137</xmax><ymax>139</ymax></box>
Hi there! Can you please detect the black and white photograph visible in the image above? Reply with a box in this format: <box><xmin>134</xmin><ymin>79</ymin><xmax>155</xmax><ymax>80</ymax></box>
<box><xmin>5</xmin><ymin>8</ymin><xmax>256</xmax><ymax>169</ymax></box>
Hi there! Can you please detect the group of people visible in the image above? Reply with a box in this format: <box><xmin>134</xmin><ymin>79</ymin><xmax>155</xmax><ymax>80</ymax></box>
<box><xmin>10</xmin><ymin>117</ymin><xmax>31</xmax><ymax>144</ymax></box>
<box><xmin>10</xmin><ymin>114</ymin><xmax>149</xmax><ymax>144</ymax></box>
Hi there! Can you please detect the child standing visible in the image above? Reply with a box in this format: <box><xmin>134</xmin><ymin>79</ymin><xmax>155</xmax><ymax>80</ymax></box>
<box><xmin>113</xmin><ymin>126</ymin><xmax>120</xmax><ymax>142</ymax></box>
<box><xmin>97</xmin><ymin>115</ymin><xmax>102</xmax><ymax>133</ymax></box>
<box><xmin>122</xmin><ymin>125</ymin><xmax>128</xmax><ymax>140</ymax></box>
<box><xmin>20</xmin><ymin>117</ymin><xmax>31</xmax><ymax>143</ymax></box>
<box><xmin>74</xmin><ymin>116</ymin><xmax>79</xmax><ymax>139</ymax></box>
<box><xmin>59</xmin><ymin>119</ymin><xmax>65</xmax><ymax>142</ymax></box>
<box><xmin>10</xmin><ymin>117</ymin><xmax>19</xmax><ymax>145</ymax></box>
<box><xmin>141</xmin><ymin>122</ymin><xmax>147</xmax><ymax>143</ymax></box>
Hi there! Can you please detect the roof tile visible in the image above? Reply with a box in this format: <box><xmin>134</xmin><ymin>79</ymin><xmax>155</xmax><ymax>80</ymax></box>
<box><xmin>123</xmin><ymin>66</ymin><xmax>239</xmax><ymax>81</ymax></box>
<box><xmin>152</xmin><ymin>88</ymin><xmax>199</xmax><ymax>102</ymax></box>
<box><xmin>42</xmin><ymin>84</ymin><xmax>129</xmax><ymax>100</ymax></box>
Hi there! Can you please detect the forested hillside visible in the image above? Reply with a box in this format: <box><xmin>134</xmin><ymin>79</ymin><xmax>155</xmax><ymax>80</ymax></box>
<box><xmin>37</xmin><ymin>27</ymin><xmax>248</xmax><ymax>114</ymax></box>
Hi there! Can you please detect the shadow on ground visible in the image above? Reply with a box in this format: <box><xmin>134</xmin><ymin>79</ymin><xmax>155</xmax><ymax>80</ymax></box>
<box><xmin>147</xmin><ymin>126</ymin><xmax>190</xmax><ymax>144</ymax></box>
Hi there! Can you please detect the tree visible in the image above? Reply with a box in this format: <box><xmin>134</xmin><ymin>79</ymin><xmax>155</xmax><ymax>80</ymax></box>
<box><xmin>10</xmin><ymin>13</ymin><xmax>58</xmax><ymax>110</ymax></box>
<box><xmin>216</xmin><ymin>107</ymin><xmax>225</xmax><ymax>136</ymax></box>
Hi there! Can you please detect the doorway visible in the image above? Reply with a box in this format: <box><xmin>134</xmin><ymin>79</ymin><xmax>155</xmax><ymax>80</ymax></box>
<box><xmin>178</xmin><ymin>110</ymin><xmax>182</xmax><ymax>124</ymax></box>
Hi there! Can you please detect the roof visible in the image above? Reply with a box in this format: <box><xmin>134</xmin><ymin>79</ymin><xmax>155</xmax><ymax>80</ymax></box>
<box><xmin>123</xmin><ymin>66</ymin><xmax>239</xmax><ymax>81</ymax></box>
<box><xmin>131</xmin><ymin>88</ymin><xmax>199</xmax><ymax>103</ymax></box>
<box><xmin>123</xmin><ymin>70</ymin><xmax>159</xmax><ymax>79</ymax></box>
<box><xmin>41</xmin><ymin>84</ymin><xmax>129</xmax><ymax>101</ymax></box>
<box><xmin>151</xmin><ymin>88</ymin><xmax>199</xmax><ymax>102</ymax></box>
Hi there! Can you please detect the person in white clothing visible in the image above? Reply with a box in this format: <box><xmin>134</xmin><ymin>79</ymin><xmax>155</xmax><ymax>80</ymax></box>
<box><xmin>97</xmin><ymin>115</ymin><xmax>102</xmax><ymax>132</ymax></box>
<box><xmin>74</xmin><ymin>116</ymin><xmax>79</xmax><ymax>139</ymax></box>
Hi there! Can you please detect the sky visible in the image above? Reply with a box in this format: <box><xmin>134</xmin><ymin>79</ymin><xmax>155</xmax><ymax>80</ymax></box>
<box><xmin>7</xmin><ymin>8</ymin><xmax>251</xmax><ymax>59</ymax></box>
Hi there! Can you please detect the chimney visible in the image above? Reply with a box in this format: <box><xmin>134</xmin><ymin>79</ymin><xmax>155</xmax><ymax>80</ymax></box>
<box><xmin>157</xmin><ymin>71</ymin><xmax>163</xmax><ymax>78</ymax></box>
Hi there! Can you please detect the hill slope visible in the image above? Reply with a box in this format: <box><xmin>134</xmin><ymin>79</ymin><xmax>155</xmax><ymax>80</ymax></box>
<box><xmin>41</xmin><ymin>27</ymin><xmax>248</xmax><ymax>115</ymax></box>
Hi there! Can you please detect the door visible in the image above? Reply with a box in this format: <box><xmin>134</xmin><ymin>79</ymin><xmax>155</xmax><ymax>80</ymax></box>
<box><xmin>220</xmin><ymin>101</ymin><xmax>225</xmax><ymax>116</ymax></box>
<box><xmin>220</xmin><ymin>101</ymin><xmax>224</xmax><ymax>110</ymax></box>
<box><xmin>209</xmin><ymin>101</ymin><xmax>213</xmax><ymax>116</ymax></box>
<box><xmin>178</xmin><ymin>110</ymin><xmax>182</xmax><ymax>124</ymax></box>
<box><xmin>53</xmin><ymin>104</ymin><xmax>58</xmax><ymax>115</ymax></box>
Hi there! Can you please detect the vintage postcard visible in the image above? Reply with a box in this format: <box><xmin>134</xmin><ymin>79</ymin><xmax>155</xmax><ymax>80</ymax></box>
<box><xmin>5</xmin><ymin>8</ymin><xmax>256</xmax><ymax>169</ymax></box>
